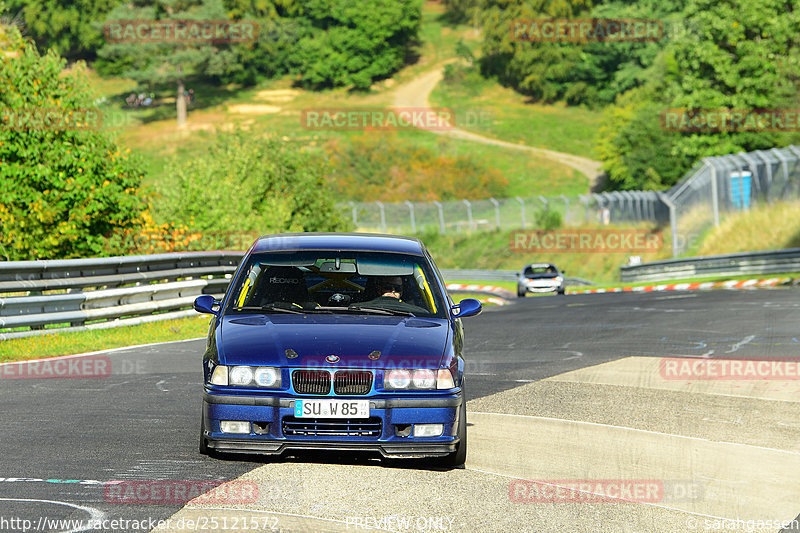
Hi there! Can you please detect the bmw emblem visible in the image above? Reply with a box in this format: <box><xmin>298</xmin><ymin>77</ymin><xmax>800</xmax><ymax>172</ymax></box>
<box><xmin>326</xmin><ymin>354</ymin><xmax>340</xmax><ymax>364</ymax></box>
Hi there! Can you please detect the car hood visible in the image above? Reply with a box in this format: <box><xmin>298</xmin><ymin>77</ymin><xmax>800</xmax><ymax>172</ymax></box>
<box><xmin>218</xmin><ymin>314</ymin><xmax>449</xmax><ymax>369</ymax></box>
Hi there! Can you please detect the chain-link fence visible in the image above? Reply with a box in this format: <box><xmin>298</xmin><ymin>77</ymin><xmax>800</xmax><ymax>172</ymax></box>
<box><xmin>666</xmin><ymin>146</ymin><xmax>800</xmax><ymax>256</ymax></box>
<box><xmin>342</xmin><ymin>191</ymin><xmax>667</xmax><ymax>235</ymax></box>
<box><xmin>340</xmin><ymin>145</ymin><xmax>800</xmax><ymax>258</ymax></box>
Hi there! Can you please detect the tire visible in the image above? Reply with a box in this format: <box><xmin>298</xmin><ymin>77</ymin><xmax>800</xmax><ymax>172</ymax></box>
<box><xmin>439</xmin><ymin>397</ymin><xmax>467</xmax><ymax>468</ymax></box>
<box><xmin>199</xmin><ymin>416</ymin><xmax>211</xmax><ymax>456</ymax></box>
<box><xmin>517</xmin><ymin>287</ymin><xmax>526</xmax><ymax>298</ymax></box>
<box><xmin>557</xmin><ymin>288</ymin><xmax>565</xmax><ymax>295</ymax></box>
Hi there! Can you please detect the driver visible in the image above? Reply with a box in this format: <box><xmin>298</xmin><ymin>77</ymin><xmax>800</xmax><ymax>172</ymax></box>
<box><xmin>359</xmin><ymin>276</ymin><xmax>429</xmax><ymax>315</ymax></box>
<box><xmin>378</xmin><ymin>276</ymin><xmax>404</xmax><ymax>299</ymax></box>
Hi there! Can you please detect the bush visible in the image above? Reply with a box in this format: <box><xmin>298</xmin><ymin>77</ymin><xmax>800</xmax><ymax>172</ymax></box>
<box><xmin>151</xmin><ymin>130</ymin><xmax>350</xmax><ymax>235</ymax></box>
<box><xmin>323</xmin><ymin>132</ymin><xmax>508</xmax><ymax>201</ymax></box>
<box><xmin>534</xmin><ymin>208</ymin><xmax>562</xmax><ymax>230</ymax></box>
<box><xmin>0</xmin><ymin>26</ymin><xmax>146</xmax><ymax>260</ymax></box>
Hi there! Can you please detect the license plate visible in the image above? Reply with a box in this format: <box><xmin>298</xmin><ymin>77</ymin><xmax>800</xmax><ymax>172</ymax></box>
<box><xmin>294</xmin><ymin>399</ymin><xmax>369</xmax><ymax>419</ymax></box>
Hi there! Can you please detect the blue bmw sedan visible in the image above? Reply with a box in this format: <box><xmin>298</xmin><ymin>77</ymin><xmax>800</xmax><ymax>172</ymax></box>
<box><xmin>193</xmin><ymin>233</ymin><xmax>482</xmax><ymax>466</ymax></box>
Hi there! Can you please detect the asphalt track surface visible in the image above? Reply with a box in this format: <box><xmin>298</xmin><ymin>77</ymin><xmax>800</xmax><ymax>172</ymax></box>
<box><xmin>2</xmin><ymin>289</ymin><xmax>800</xmax><ymax>532</ymax></box>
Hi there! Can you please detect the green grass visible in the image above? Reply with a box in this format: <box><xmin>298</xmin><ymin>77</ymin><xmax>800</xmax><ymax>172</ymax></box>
<box><xmin>388</xmin><ymin>2</ymin><xmax>483</xmax><ymax>85</ymax></box>
<box><xmin>0</xmin><ymin>316</ymin><xmax>211</xmax><ymax>362</ymax></box>
<box><xmin>82</xmin><ymin>1</ymin><xmax>590</xmax><ymax>207</ymax></box>
<box><xmin>429</xmin><ymin>65</ymin><xmax>605</xmax><ymax>160</ymax></box>
<box><xmin>419</xmin><ymin>226</ymin><xmax>671</xmax><ymax>285</ymax></box>
<box><xmin>570</xmin><ymin>272</ymin><xmax>799</xmax><ymax>292</ymax></box>
<box><xmin>446</xmin><ymin>279</ymin><xmax>517</xmax><ymax>291</ymax></box>
<box><xmin>450</xmin><ymin>293</ymin><xmax>503</xmax><ymax>305</ymax></box>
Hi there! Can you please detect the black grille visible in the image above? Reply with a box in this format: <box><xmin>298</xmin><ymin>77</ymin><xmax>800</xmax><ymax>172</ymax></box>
<box><xmin>282</xmin><ymin>417</ymin><xmax>382</xmax><ymax>437</ymax></box>
<box><xmin>292</xmin><ymin>369</ymin><xmax>331</xmax><ymax>395</ymax></box>
<box><xmin>333</xmin><ymin>370</ymin><xmax>373</xmax><ymax>395</ymax></box>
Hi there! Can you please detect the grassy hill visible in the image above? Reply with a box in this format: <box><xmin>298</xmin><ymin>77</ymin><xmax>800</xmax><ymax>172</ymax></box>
<box><xmin>86</xmin><ymin>1</ymin><xmax>601</xmax><ymax>224</ymax></box>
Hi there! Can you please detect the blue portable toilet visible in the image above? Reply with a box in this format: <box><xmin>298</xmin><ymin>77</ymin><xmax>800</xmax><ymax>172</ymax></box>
<box><xmin>730</xmin><ymin>171</ymin><xmax>752</xmax><ymax>210</ymax></box>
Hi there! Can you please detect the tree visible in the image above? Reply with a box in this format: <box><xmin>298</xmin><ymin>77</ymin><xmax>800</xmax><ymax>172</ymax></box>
<box><xmin>6</xmin><ymin>0</ymin><xmax>121</xmax><ymax>59</ymax></box>
<box><xmin>598</xmin><ymin>0</ymin><xmax>800</xmax><ymax>190</ymax></box>
<box><xmin>292</xmin><ymin>0</ymin><xmax>423</xmax><ymax>90</ymax></box>
<box><xmin>97</xmin><ymin>0</ymin><xmax>245</xmax><ymax>126</ymax></box>
<box><xmin>477</xmin><ymin>0</ymin><xmax>592</xmax><ymax>102</ymax></box>
<box><xmin>0</xmin><ymin>23</ymin><xmax>146</xmax><ymax>260</ymax></box>
<box><xmin>154</xmin><ymin>130</ymin><xmax>350</xmax><ymax>234</ymax></box>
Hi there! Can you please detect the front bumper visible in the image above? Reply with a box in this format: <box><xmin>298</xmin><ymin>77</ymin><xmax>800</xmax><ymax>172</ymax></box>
<box><xmin>202</xmin><ymin>391</ymin><xmax>462</xmax><ymax>458</ymax></box>
<box><xmin>522</xmin><ymin>284</ymin><xmax>563</xmax><ymax>293</ymax></box>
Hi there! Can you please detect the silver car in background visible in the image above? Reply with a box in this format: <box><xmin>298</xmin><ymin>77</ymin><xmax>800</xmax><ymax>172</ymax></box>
<box><xmin>517</xmin><ymin>263</ymin><xmax>565</xmax><ymax>297</ymax></box>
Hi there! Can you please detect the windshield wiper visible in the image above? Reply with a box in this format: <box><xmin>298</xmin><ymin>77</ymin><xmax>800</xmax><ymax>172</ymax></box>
<box><xmin>346</xmin><ymin>306</ymin><xmax>415</xmax><ymax>317</ymax></box>
<box><xmin>230</xmin><ymin>305</ymin><xmax>330</xmax><ymax>315</ymax></box>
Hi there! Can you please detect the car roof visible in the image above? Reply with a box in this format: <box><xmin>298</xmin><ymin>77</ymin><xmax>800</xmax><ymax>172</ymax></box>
<box><xmin>525</xmin><ymin>263</ymin><xmax>557</xmax><ymax>268</ymax></box>
<box><xmin>252</xmin><ymin>232</ymin><xmax>425</xmax><ymax>255</ymax></box>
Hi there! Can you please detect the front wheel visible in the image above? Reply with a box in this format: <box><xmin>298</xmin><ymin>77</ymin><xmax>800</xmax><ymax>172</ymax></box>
<box><xmin>438</xmin><ymin>398</ymin><xmax>467</xmax><ymax>467</ymax></box>
<box><xmin>199</xmin><ymin>415</ymin><xmax>212</xmax><ymax>456</ymax></box>
<box><xmin>517</xmin><ymin>287</ymin><xmax>526</xmax><ymax>298</ymax></box>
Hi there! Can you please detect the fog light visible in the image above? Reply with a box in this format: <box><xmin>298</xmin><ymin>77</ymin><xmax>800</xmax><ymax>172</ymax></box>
<box><xmin>253</xmin><ymin>422</ymin><xmax>270</xmax><ymax>435</ymax></box>
<box><xmin>220</xmin><ymin>421</ymin><xmax>250</xmax><ymax>434</ymax></box>
<box><xmin>413</xmin><ymin>424</ymin><xmax>443</xmax><ymax>437</ymax></box>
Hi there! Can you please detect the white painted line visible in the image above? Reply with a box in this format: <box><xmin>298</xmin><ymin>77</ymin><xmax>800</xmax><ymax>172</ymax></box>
<box><xmin>725</xmin><ymin>335</ymin><xmax>756</xmax><ymax>354</ymax></box>
<box><xmin>0</xmin><ymin>498</ymin><xmax>105</xmax><ymax>533</ymax></box>
<box><xmin>468</xmin><ymin>411</ymin><xmax>800</xmax><ymax>456</ymax></box>
<box><xmin>0</xmin><ymin>337</ymin><xmax>204</xmax><ymax>367</ymax></box>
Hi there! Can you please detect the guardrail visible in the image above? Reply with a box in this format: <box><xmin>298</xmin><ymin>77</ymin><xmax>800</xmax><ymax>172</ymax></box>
<box><xmin>620</xmin><ymin>248</ymin><xmax>800</xmax><ymax>283</ymax></box>
<box><xmin>441</xmin><ymin>269</ymin><xmax>595</xmax><ymax>286</ymax></box>
<box><xmin>0</xmin><ymin>252</ymin><xmax>242</xmax><ymax>340</ymax></box>
<box><xmin>2</xmin><ymin>255</ymin><xmax>583</xmax><ymax>340</ymax></box>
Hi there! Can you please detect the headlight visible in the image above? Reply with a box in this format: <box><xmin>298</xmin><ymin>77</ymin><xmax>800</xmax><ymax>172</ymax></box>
<box><xmin>254</xmin><ymin>367</ymin><xmax>280</xmax><ymax>387</ymax></box>
<box><xmin>209</xmin><ymin>365</ymin><xmax>281</xmax><ymax>388</ymax></box>
<box><xmin>230</xmin><ymin>366</ymin><xmax>254</xmax><ymax>386</ymax></box>
<box><xmin>436</xmin><ymin>369</ymin><xmax>455</xmax><ymax>389</ymax></box>
<box><xmin>385</xmin><ymin>369</ymin><xmax>411</xmax><ymax>389</ymax></box>
<box><xmin>210</xmin><ymin>365</ymin><xmax>228</xmax><ymax>385</ymax></box>
<box><xmin>412</xmin><ymin>369</ymin><xmax>436</xmax><ymax>389</ymax></box>
<box><xmin>383</xmin><ymin>368</ymin><xmax>455</xmax><ymax>390</ymax></box>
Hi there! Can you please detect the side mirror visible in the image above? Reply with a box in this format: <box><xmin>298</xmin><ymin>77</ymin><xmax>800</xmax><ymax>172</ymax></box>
<box><xmin>194</xmin><ymin>294</ymin><xmax>219</xmax><ymax>316</ymax></box>
<box><xmin>450</xmin><ymin>298</ymin><xmax>482</xmax><ymax>318</ymax></box>
<box><xmin>561</xmin><ymin>270</ymin><xmax>567</xmax><ymax>275</ymax></box>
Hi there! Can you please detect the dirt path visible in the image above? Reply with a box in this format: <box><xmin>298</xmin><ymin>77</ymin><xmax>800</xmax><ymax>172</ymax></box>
<box><xmin>392</xmin><ymin>63</ymin><xmax>604</xmax><ymax>189</ymax></box>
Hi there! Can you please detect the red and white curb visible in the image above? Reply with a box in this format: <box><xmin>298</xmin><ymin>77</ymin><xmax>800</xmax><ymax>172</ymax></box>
<box><xmin>570</xmin><ymin>277</ymin><xmax>792</xmax><ymax>295</ymax></box>
<box><xmin>446</xmin><ymin>284</ymin><xmax>513</xmax><ymax>306</ymax></box>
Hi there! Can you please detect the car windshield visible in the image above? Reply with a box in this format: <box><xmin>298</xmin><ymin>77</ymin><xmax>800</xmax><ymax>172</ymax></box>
<box><xmin>524</xmin><ymin>266</ymin><xmax>557</xmax><ymax>276</ymax></box>
<box><xmin>225</xmin><ymin>251</ymin><xmax>446</xmax><ymax>318</ymax></box>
